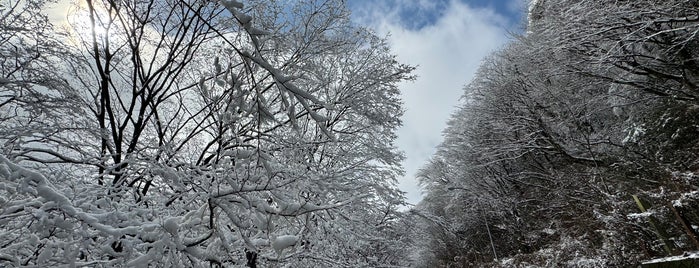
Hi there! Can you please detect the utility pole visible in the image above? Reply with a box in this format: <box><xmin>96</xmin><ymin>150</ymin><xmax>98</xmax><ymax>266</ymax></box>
<box><xmin>448</xmin><ymin>186</ymin><xmax>498</xmax><ymax>261</ymax></box>
<box><xmin>479</xmin><ymin>199</ymin><xmax>498</xmax><ymax>260</ymax></box>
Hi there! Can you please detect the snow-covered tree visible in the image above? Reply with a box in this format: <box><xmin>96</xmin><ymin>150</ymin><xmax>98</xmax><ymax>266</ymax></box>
<box><xmin>0</xmin><ymin>0</ymin><xmax>77</xmax><ymax>156</ymax></box>
<box><xmin>0</xmin><ymin>0</ymin><xmax>412</xmax><ymax>266</ymax></box>
<box><xmin>409</xmin><ymin>0</ymin><xmax>699</xmax><ymax>266</ymax></box>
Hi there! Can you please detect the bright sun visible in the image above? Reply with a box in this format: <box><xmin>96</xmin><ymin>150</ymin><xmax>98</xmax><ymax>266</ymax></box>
<box><xmin>66</xmin><ymin>0</ymin><xmax>111</xmax><ymax>44</ymax></box>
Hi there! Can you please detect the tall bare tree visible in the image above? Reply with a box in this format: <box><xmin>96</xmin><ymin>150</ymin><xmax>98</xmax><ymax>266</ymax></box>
<box><xmin>0</xmin><ymin>0</ymin><xmax>412</xmax><ymax>266</ymax></box>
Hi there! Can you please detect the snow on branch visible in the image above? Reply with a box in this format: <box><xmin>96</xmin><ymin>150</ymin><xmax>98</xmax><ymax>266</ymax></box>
<box><xmin>0</xmin><ymin>155</ymin><xmax>139</xmax><ymax>237</ymax></box>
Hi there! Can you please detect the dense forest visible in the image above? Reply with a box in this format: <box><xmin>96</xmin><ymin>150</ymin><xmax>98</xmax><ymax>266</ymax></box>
<box><xmin>408</xmin><ymin>0</ymin><xmax>699</xmax><ymax>267</ymax></box>
<box><xmin>1</xmin><ymin>0</ymin><xmax>699</xmax><ymax>267</ymax></box>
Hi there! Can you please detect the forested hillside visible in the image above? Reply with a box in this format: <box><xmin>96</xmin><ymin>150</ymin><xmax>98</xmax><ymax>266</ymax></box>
<box><xmin>407</xmin><ymin>0</ymin><xmax>699</xmax><ymax>267</ymax></box>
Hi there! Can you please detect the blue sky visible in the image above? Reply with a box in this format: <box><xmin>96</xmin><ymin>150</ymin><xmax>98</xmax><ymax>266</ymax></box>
<box><xmin>348</xmin><ymin>0</ymin><xmax>526</xmax><ymax>206</ymax></box>
<box><xmin>349</xmin><ymin>0</ymin><xmax>525</xmax><ymax>30</ymax></box>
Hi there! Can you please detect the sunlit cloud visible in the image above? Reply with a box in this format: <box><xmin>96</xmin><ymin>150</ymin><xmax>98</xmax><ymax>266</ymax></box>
<box><xmin>350</xmin><ymin>0</ymin><xmax>517</xmax><ymax>206</ymax></box>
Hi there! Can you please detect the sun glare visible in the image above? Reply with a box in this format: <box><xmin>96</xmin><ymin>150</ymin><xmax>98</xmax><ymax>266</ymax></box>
<box><xmin>66</xmin><ymin>0</ymin><xmax>111</xmax><ymax>44</ymax></box>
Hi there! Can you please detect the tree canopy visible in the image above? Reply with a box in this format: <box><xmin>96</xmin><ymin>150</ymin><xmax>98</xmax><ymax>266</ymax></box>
<box><xmin>0</xmin><ymin>0</ymin><xmax>413</xmax><ymax>266</ymax></box>
<box><xmin>410</xmin><ymin>0</ymin><xmax>699</xmax><ymax>266</ymax></box>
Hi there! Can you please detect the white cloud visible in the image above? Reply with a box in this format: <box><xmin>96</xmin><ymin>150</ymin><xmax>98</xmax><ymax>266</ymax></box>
<box><xmin>353</xmin><ymin>0</ymin><xmax>512</xmax><ymax>206</ymax></box>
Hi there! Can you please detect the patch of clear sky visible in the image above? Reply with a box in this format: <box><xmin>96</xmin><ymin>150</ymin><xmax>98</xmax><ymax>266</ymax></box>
<box><xmin>347</xmin><ymin>0</ymin><xmax>525</xmax><ymax>31</ymax></box>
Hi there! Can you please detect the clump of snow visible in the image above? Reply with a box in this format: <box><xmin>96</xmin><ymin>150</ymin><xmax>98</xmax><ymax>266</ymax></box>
<box><xmin>36</xmin><ymin>245</ymin><xmax>53</xmax><ymax>264</ymax></box>
<box><xmin>272</xmin><ymin>235</ymin><xmax>298</xmax><ymax>257</ymax></box>
<box><xmin>164</xmin><ymin>217</ymin><xmax>179</xmax><ymax>236</ymax></box>
<box><xmin>153</xmin><ymin>167</ymin><xmax>185</xmax><ymax>190</ymax></box>
<box><xmin>622</xmin><ymin>124</ymin><xmax>645</xmax><ymax>143</ymax></box>
<box><xmin>627</xmin><ymin>211</ymin><xmax>654</xmax><ymax>220</ymax></box>
<box><xmin>251</xmin><ymin>238</ymin><xmax>269</xmax><ymax>247</ymax></box>
<box><xmin>642</xmin><ymin>251</ymin><xmax>699</xmax><ymax>264</ymax></box>
<box><xmin>252</xmin><ymin>213</ymin><xmax>268</xmax><ymax>230</ymax></box>
<box><xmin>127</xmin><ymin>250</ymin><xmax>158</xmax><ymax>268</ymax></box>
<box><xmin>672</xmin><ymin>190</ymin><xmax>699</xmax><ymax>207</ymax></box>
<box><xmin>564</xmin><ymin>255</ymin><xmax>606</xmax><ymax>268</ymax></box>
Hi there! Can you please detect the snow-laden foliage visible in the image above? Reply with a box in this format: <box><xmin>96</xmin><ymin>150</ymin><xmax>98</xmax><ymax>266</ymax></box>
<box><xmin>408</xmin><ymin>0</ymin><xmax>699</xmax><ymax>267</ymax></box>
<box><xmin>0</xmin><ymin>0</ymin><xmax>412</xmax><ymax>266</ymax></box>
